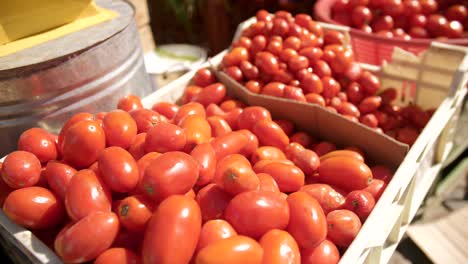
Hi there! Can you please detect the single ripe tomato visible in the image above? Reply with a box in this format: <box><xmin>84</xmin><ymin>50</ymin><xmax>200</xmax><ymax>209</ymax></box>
<box><xmin>324</xmin><ymin>31</ymin><xmax>345</xmax><ymax>46</ymax></box>
<box><xmin>253</xmin><ymin>119</ymin><xmax>290</xmax><ymax>150</ymax></box>
<box><xmin>151</xmin><ymin>102</ymin><xmax>179</xmax><ymax>120</ymax></box>
<box><xmin>255</xmin><ymin>52</ymin><xmax>280</xmax><ymax>75</ymax></box>
<box><xmin>144</xmin><ymin>122</ymin><xmax>186</xmax><ymax>153</ymax></box>
<box><xmin>371</xmin><ymin>15</ymin><xmax>394</xmax><ymax>32</ymax></box>
<box><xmin>260</xmin><ymin>229</ymin><xmax>301</xmax><ymax>264</ymax></box>
<box><xmin>142</xmin><ymin>152</ymin><xmax>198</xmax><ymax>201</ymax></box>
<box><xmin>262</xmin><ymin>82</ymin><xmax>286</xmax><ymax>97</ymax></box>
<box><xmin>371</xmin><ymin>165</ymin><xmax>393</xmax><ymax>183</ymax></box>
<box><xmin>117</xmin><ymin>195</ymin><xmax>153</xmax><ymax>233</ymax></box>
<box><xmin>17</xmin><ymin>128</ymin><xmax>57</xmax><ymax>163</ymax></box>
<box><xmin>446</xmin><ymin>5</ymin><xmax>467</xmax><ymax>22</ymax></box>
<box><xmin>191</xmin><ymin>143</ymin><xmax>217</xmax><ymax>186</ymax></box>
<box><xmin>179</xmin><ymin>115</ymin><xmax>212</xmax><ymax>149</ymax></box>
<box><xmin>94</xmin><ymin>247</ymin><xmax>140</xmax><ymax>264</ymax></box>
<box><xmin>426</xmin><ymin>14</ymin><xmax>449</xmax><ymax>37</ymax></box>
<box><xmin>224</xmin><ymin>66</ymin><xmax>244</xmax><ymax>82</ymax></box>
<box><xmin>65</xmin><ymin>169</ymin><xmax>111</xmax><ymax>221</ymax></box>
<box><xmin>290</xmin><ymin>132</ymin><xmax>315</xmax><ymax>148</ymax></box>
<box><xmin>117</xmin><ymin>94</ymin><xmax>143</xmax><ymax>112</ymax></box>
<box><xmin>306</xmin><ymin>93</ymin><xmax>326</xmax><ymax>107</ymax></box>
<box><xmin>287</xmin><ymin>192</ymin><xmax>327</xmax><ymax>249</ymax></box>
<box><xmin>233</xmin><ymin>36</ymin><xmax>253</xmax><ymax>50</ymax></box>
<box><xmin>245</xmin><ymin>80</ymin><xmax>262</xmax><ymax>93</ymax></box>
<box><xmin>359</xmin><ymin>96</ymin><xmax>382</xmax><ymax>114</ymax></box>
<box><xmin>344</xmin><ymin>190</ymin><xmax>376</xmax><ymax>222</ymax></box>
<box><xmin>183</xmin><ymin>86</ymin><xmax>203</xmax><ymax>104</ymax></box>
<box><xmin>224</xmin><ymin>190</ymin><xmax>289</xmax><ymax>238</ymax></box>
<box><xmin>320</xmin><ymin>150</ymin><xmax>365</xmax><ymax>162</ymax></box>
<box><xmin>301</xmin><ymin>73</ymin><xmax>323</xmax><ymax>94</ymax></box>
<box><xmin>257</xmin><ymin>173</ymin><xmax>280</xmax><ymax>192</ymax></box>
<box><xmin>314</xmin><ymin>141</ymin><xmax>337</xmax><ymax>156</ymax></box>
<box><xmin>195</xmin><ymin>235</ymin><xmax>263</xmax><ymax>264</ymax></box>
<box><xmin>193</xmin><ymin>68</ymin><xmax>217</xmax><ymax>87</ymax></box>
<box><xmin>301</xmin><ymin>239</ymin><xmax>340</xmax><ymax>264</ymax></box>
<box><xmin>3</xmin><ymin>186</ymin><xmax>64</xmax><ymax>229</ymax></box>
<box><xmin>128</xmin><ymin>132</ymin><xmax>147</xmax><ymax>160</ymax></box>
<box><xmin>207</xmin><ymin>116</ymin><xmax>232</xmax><ymax>137</ymax></box>
<box><xmin>210</xmin><ymin>131</ymin><xmax>249</xmax><ymax>161</ymax></box>
<box><xmin>55</xmin><ymin>212</ymin><xmax>119</xmax><ymax>263</ymax></box>
<box><xmin>129</xmin><ymin>108</ymin><xmax>160</xmax><ymax>133</ymax></box>
<box><xmin>267</xmin><ymin>40</ymin><xmax>283</xmax><ymax>56</ymax></box>
<box><xmin>363</xmin><ymin>179</ymin><xmax>387</xmax><ymax>201</ymax></box>
<box><xmin>284</xmin><ymin>143</ymin><xmax>320</xmax><ymax>176</ymax></box>
<box><xmin>173</xmin><ymin>102</ymin><xmax>206</xmax><ymax>125</ymax></box>
<box><xmin>98</xmin><ymin>147</ymin><xmax>139</xmax><ymax>193</ymax></box>
<box><xmin>222</xmin><ymin>47</ymin><xmax>249</xmax><ymax>67</ymax></box>
<box><xmin>256</xmin><ymin>162</ymin><xmax>305</xmax><ymax>192</ymax></box>
<box><xmin>251</xmin><ymin>35</ymin><xmax>267</xmax><ymax>54</ymax></box>
<box><xmin>197</xmin><ymin>219</ymin><xmax>237</xmax><ymax>252</ymax></box>
<box><xmin>300</xmin><ymin>184</ymin><xmax>345</xmax><ymax>214</ymax></box>
<box><xmin>240</xmin><ymin>60</ymin><xmax>260</xmax><ymax>80</ymax></box>
<box><xmin>215</xmin><ymin>154</ymin><xmax>259</xmax><ymax>196</ymax></box>
<box><xmin>142</xmin><ymin>195</ymin><xmax>201</xmax><ymax>264</ymax></box>
<box><xmin>358</xmin><ymin>71</ymin><xmax>381</xmax><ymax>95</ymax></box>
<box><xmin>283</xmin><ymin>86</ymin><xmax>307</xmax><ymax>102</ymax></box>
<box><xmin>224</xmin><ymin>108</ymin><xmax>244</xmax><ymax>130</ymax></box>
<box><xmin>1</xmin><ymin>151</ymin><xmax>41</xmax><ymax>189</ymax></box>
<box><xmin>312</xmin><ymin>60</ymin><xmax>332</xmax><ymax>78</ymax></box>
<box><xmin>43</xmin><ymin>161</ymin><xmax>76</xmax><ymax>200</ymax></box>
<box><xmin>196</xmin><ymin>183</ymin><xmax>231</xmax><ymax>221</ymax></box>
<box><xmin>253</xmin><ymin>159</ymin><xmax>294</xmax><ymax>173</ymax></box>
<box><xmin>62</xmin><ymin>120</ymin><xmax>105</xmax><ymax>168</ymax></box>
<box><xmin>420</xmin><ymin>0</ymin><xmax>438</xmax><ymax>15</ymax></box>
<box><xmin>351</xmin><ymin>6</ymin><xmax>373</xmax><ymax>27</ymax></box>
<box><xmin>103</xmin><ymin>110</ymin><xmax>138</xmax><ymax>149</ymax></box>
<box><xmin>326</xmin><ymin>210</ymin><xmax>362</xmax><ymax>247</ymax></box>
<box><xmin>238</xmin><ymin>129</ymin><xmax>260</xmax><ymax>158</ymax></box>
<box><xmin>57</xmin><ymin>112</ymin><xmax>94</xmax><ymax>152</ymax></box>
<box><xmin>318</xmin><ymin>156</ymin><xmax>372</xmax><ymax>191</ymax></box>
<box><xmin>251</xmin><ymin>146</ymin><xmax>287</xmax><ymax>164</ymax></box>
<box><xmin>446</xmin><ymin>21</ymin><xmax>463</xmax><ymax>38</ymax></box>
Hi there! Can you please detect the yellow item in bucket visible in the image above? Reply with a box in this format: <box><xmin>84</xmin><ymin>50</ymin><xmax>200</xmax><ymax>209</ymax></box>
<box><xmin>0</xmin><ymin>0</ymin><xmax>117</xmax><ymax>56</ymax></box>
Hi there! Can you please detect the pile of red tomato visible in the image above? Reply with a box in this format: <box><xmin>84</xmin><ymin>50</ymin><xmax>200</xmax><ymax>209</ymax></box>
<box><xmin>221</xmin><ymin>10</ymin><xmax>434</xmax><ymax>146</ymax></box>
<box><xmin>0</xmin><ymin>68</ymin><xmax>395</xmax><ymax>263</ymax></box>
<box><xmin>331</xmin><ymin>0</ymin><xmax>467</xmax><ymax>39</ymax></box>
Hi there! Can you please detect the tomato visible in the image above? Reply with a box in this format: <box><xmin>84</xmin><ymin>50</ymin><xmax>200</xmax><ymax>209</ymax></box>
<box><xmin>261</xmin><ymin>82</ymin><xmax>286</xmax><ymax>97</ymax></box>
<box><xmin>283</xmin><ymin>86</ymin><xmax>307</xmax><ymax>102</ymax></box>
<box><xmin>326</xmin><ymin>210</ymin><xmax>361</xmax><ymax>247</ymax></box>
<box><xmin>183</xmin><ymin>85</ymin><xmax>203</xmax><ymax>104</ymax></box>
<box><xmin>224</xmin><ymin>108</ymin><xmax>244</xmax><ymax>130</ymax></box>
<box><xmin>256</xmin><ymin>173</ymin><xmax>280</xmax><ymax>192</ymax></box>
<box><xmin>236</xmin><ymin>106</ymin><xmax>271</xmax><ymax>130</ymax></box>
<box><xmin>214</xmin><ymin>154</ymin><xmax>259</xmax><ymax>195</ymax></box>
<box><xmin>240</xmin><ymin>60</ymin><xmax>260</xmax><ymax>80</ymax></box>
<box><xmin>173</xmin><ymin>102</ymin><xmax>206</xmax><ymax>124</ymax></box>
<box><xmin>320</xmin><ymin>150</ymin><xmax>364</xmax><ymax>162</ymax></box>
<box><xmin>358</xmin><ymin>71</ymin><xmax>381</xmax><ymax>95</ymax></box>
<box><xmin>271</xmin><ymin>18</ymin><xmax>289</xmax><ymax>37</ymax></box>
<box><xmin>290</xmin><ymin>132</ymin><xmax>315</xmax><ymax>148</ymax></box>
<box><xmin>288</xmin><ymin>55</ymin><xmax>309</xmax><ymax>73</ymax></box>
<box><xmin>346</xmin><ymin>82</ymin><xmax>365</xmax><ymax>104</ymax></box>
<box><xmin>194</xmin><ymin>68</ymin><xmax>217</xmax><ymax>87</ymax></box>
<box><xmin>420</xmin><ymin>0</ymin><xmax>438</xmax><ymax>15</ymax></box>
<box><xmin>301</xmin><ymin>73</ymin><xmax>324</xmax><ymax>94</ymax></box>
<box><xmin>57</xmin><ymin>112</ymin><xmax>94</xmax><ymax>151</ymax></box>
<box><xmin>1</xmin><ymin>151</ymin><xmax>41</xmax><ymax>189</ymax></box>
<box><xmin>135</xmin><ymin>152</ymin><xmax>161</xmax><ymax>190</ymax></box>
<box><xmin>274</xmin><ymin>119</ymin><xmax>295</xmax><ymax>137</ymax></box>
<box><xmin>180</xmin><ymin>115</ymin><xmax>212</xmax><ymax>149</ymax></box>
<box><xmin>408</xmin><ymin>14</ymin><xmax>427</xmax><ymax>28</ymax></box>
<box><xmin>224</xmin><ymin>66</ymin><xmax>244</xmax><ymax>82</ymax></box>
<box><xmin>245</xmin><ymin>80</ymin><xmax>262</xmax><ymax>93</ymax></box>
<box><xmin>301</xmin><ymin>239</ymin><xmax>340</xmax><ymax>264</ymax></box>
<box><xmin>17</xmin><ymin>128</ymin><xmax>57</xmax><ymax>163</ymax></box>
<box><xmin>318</xmin><ymin>156</ymin><xmax>372</xmax><ymax>191</ymax></box>
<box><xmin>210</xmin><ymin>131</ymin><xmax>249</xmax><ymax>160</ymax></box>
<box><xmin>196</xmin><ymin>235</ymin><xmax>262</xmax><ymax>264</ymax></box>
<box><xmin>337</xmin><ymin>102</ymin><xmax>360</xmax><ymax>117</ymax></box>
<box><xmin>284</xmin><ymin>143</ymin><xmax>320</xmax><ymax>176</ymax></box>
<box><xmin>256</xmin><ymin>162</ymin><xmax>305</xmax><ymax>192</ymax></box>
<box><xmin>224</xmin><ymin>190</ymin><xmax>289</xmax><ymax>238</ymax></box>
<box><xmin>267</xmin><ymin>40</ymin><xmax>283</xmax><ymax>56</ymax></box>
<box><xmin>62</xmin><ymin>120</ymin><xmax>105</xmax><ymax>168</ymax></box>
<box><xmin>257</xmin><ymin>9</ymin><xmax>273</xmax><ymax>22</ymax></box>
<box><xmin>43</xmin><ymin>161</ymin><xmax>76</xmax><ymax>200</ymax></box>
<box><xmin>151</xmin><ymin>102</ymin><xmax>179</xmax><ymax>120</ymax></box>
<box><xmin>260</xmin><ymin>229</ymin><xmax>300</xmax><ymax>264</ymax></box>
<box><xmin>287</xmin><ymin>192</ymin><xmax>327</xmax><ymax>248</ymax></box>
<box><xmin>427</xmin><ymin>14</ymin><xmax>449</xmax><ymax>37</ymax></box>
<box><xmin>95</xmin><ymin>247</ymin><xmax>140</xmax><ymax>264</ymax></box>
<box><xmin>253</xmin><ymin>159</ymin><xmax>293</xmax><ymax>173</ymax></box>
<box><xmin>371</xmin><ymin>165</ymin><xmax>393</xmax><ymax>182</ymax></box>
<box><xmin>196</xmin><ymin>184</ymin><xmax>231</xmax><ymax>222</ymax></box>
<box><xmin>363</xmin><ymin>179</ymin><xmax>387</xmax><ymax>201</ymax></box>
<box><xmin>142</xmin><ymin>195</ymin><xmax>201</xmax><ymax>264</ymax></box>
<box><xmin>351</xmin><ymin>6</ymin><xmax>372</xmax><ymax>27</ymax></box>
<box><xmin>282</xmin><ymin>36</ymin><xmax>300</xmax><ymax>51</ymax></box>
<box><xmin>446</xmin><ymin>21</ymin><xmax>463</xmax><ymax>38</ymax></box>
<box><xmin>3</xmin><ymin>187</ymin><xmax>64</xmax><ymax>229</ymax></box>
<box><xmin>305</xmin><ymin>93</ymin><xmax>326</xmax><ymax>107</ymax></box>
<box><xmin>253</xmin><ymin>119</ymin><xmax>290</xmax><ymax>150</ymax></box>
<box><xmin>343</xmin><ymin>190</ymin><xmax>375</xmax><ymax>222</ymax></box>
<box><xmin>191</xmin><ymin>143</ymin><xmax>217</xmax><ymax>186</ymax></box>
<box><xmin>233</xmin><ymin>37</ymin><xmax>253</xmax><ymax>50</ymax></box>
<box><xmin>409</xmin><ymin>27</ymin><xmax>429</xmax><ymax>38</ymax></box>
<box><xmin>446</xmin><ymin>5</ymin><xmax>467</xmax><ymax>22</ymax></box>
<box><xmin>223</xmin><ymin>47</ymin><xmax>249</xmax><ymax>67</ymax></box>
<box><xmin>117</xmin><ymin>195</ymin><xmax>153</xmax><ymax>233</ymax></box>
<box><xmin>65</xmin><ymin>169</ymin><xmax>111</xmax><ymax>221</ymax></box>
<box><xmin>127</xmin><ymin>132</ymin><xmax>146</xmax><ymax>160</ymax></box>
<box><xmin>314</xmin><ymin>141</ymin><xmax>337</xmax><ymax>156</ymax></box>
<box><xmin>300</xmin><ymin>184</ymin><xmax>345</xmax><ymax>215</ymax></box>
<box><xmin>251</xmin><ymin>35</ymin><xmax>267</xmax><ymax>54</ymax></box>
<box><xmin>144</xmin><ymin>122</ymin><xmax>186</xmax><ymax>153</ymax></box>
<box><xmin>197</xmin><ymin>220</ymin><xmax>237</xmax><ymax>252</ymax></box>
<box><xmin>99</xmin><ymin>147</ymin><xmax>139</xmax><ymax>193</ymax></box>
<box><xmin>117</xmin><ymin>94</ymin><xmax>142</xmax><ymax>111</ymax></box>
<box><xmin>238</xmin><ymin>129</ymin><xmax>260</xmax><ymax>158</ymax></box>
<box><xmin>311</xmin><ymin>60</ymin><xmax>331</xmax><ymax>78</ymax></box>
<box><xmin>102</xmin><ymin>110</ymin><xmax>137</xmax><ymax>149</ymax></box>
<box><xmin>142</xmin><ymin>152</ymin><xmax>198</xmax><ymax>201</ymax></box>
<box><xmin>272</xmin><ymin>70</ymin><xmax>294</xmax><ymax>84</ymax></box>
<box><xmin>360</xmin><ymin>113</ymin><xmax>379</xmax><ymax>128</ymax></box>
<box><xmin>255</xmin><ymin>52</ymin><xmax>280</xmax><ymax>75</ymax></box>
<box><xmin>55</xmin><ymin>212</ymin><xmax>119</xmax><ymax>263</ymax></box>
<box><xmin>128</xmin><ymin>109</ymin><xmax>159</xmax><ymax>134</ymax></box>
<box><xmin>371</xmin><ymin>15</ymin><xmax>394</xmax><ymax>32</ymax></box>
<box><xmin>396</xmin><ymin>126</ymin><xmax>419</xmax><ymax>145</ymax></box>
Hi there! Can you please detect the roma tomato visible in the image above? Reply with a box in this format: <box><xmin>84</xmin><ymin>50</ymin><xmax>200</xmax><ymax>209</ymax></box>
<box><xmin>129</xmin><ymin>108</ymin><xmax>161</xmax><ymax>133</ymax></box>
<box><xmin>220</xmin><ymin>100</ymin><xmax>246</xmax><ymax>112</ymax></box>
<box><xmin>2</xmin><ymin>151</ymin><xmax>41</xmax><ymax>188</ymax></box>
<box><xmin>238</xmin><ymin>129</ymin><xmax>259</xmax><ymax>158</ymax></box>
<box><xmin>136</xmin><ymin>152</ymin><xmax>161</xmax><ymax>185</ymax></box>
<box><xmin>195</xmin><ymin>235</ymin><xmax>263</xmax><ymax>264</ymax></box>
<box><xmin>253</xmin><ymin>159</ymin><xmax>294</xmax><ymax>173</ymax></box>
<box><xmin>300</xmin><ymin>184</ymin><xmax>345</xmax><ymax>214</ymax></box>
<box><xmin>193</xmin><ymin>68</ymin><xmax>217</xmax><ymax>87</ymax></box>
<box><xmin>284</xmin><ymin>143</ymin><xmax>320</xmax><ymax>176</ymax></box>
<box><xmin>207</xmin><ymin>116</ymin><xmax>232</xmax><ymax>137</ymax></box>
<box><xmin>179</xmin><ymin>115</ymin><xmax>212</xmax><ymax>149</ymax></box>
<box><xmin>128</xmin><ymin>132</ymin><xmax>147</xmax><ymax>160</ymax></box>
<box><xmin>95</xmin><ymin>248</ymin><xmax>140</xmax><ymax>264</ymax></box>
<box><xmin>117</xmin><ymin>95</ymin><xmax>142</xmax><ymax>112</ymax></box>
<box><xmin>210</xmin><ymin>131</ymin><xmax>249</xmax><ymax>161</ymax></box>
<box><xmin>318</xmin><ymin>156</ymin><xmax>372</xmax><ymax>191</ymax></box>
<box><xmin>314</xmin><ymin>141</ymin><xmax>337</xmax><ymax>157</ymax></box>
<box><xmin>238</xmin><ymin>106</ymin><xmax>272</xmax><ymax>130</ymax></box>
<box><xmin>224</xmin><ymin>190</ymin><xmax>289</xmax><ymax>238</ymax></box>
<box><xmin>287</xmin><ymin>192</ymin><xmax>327</xmax><ymax>249</ymax></box>
<box><xmin>18</xmin><ymin>128</ymin><xmax>57</xmax><ymax>163</ymax></box>
<box><xmin>343</xmin><ymin>190</ymin><xmax>376</xmax><ymax>222</ymax></box>
<box><xmin>142</xmin><ymin>152</ymin><xmax>198</xmax><ymax>201</ymax></box>
<box><xmin>62</xmin><ymin>120</ymin><xmax>106</xmax><ymax>168</ymax></box>
<box><xmin>290</xmin><ymin>132</ymin><xmax>315</xmax><ymax>148</ymax></box>
<box><xmin>257</xmin><ymin>162</ymin><xmax>305</xmax><ymax>192</ymax></box>
<box><xmin>262</xmin><ymin>82</ymin><xmax>286</xmax><ymax>97</ymax></box>
<box><xmin>224</xmin><ymin>66</ymin><xmax>243</xmax><ymax>82</ymax></box>
<box><xmin>301</xmin><ymin>239</ymin><xmax>340</xmax><ymax>264</ymax></box>
<box><xmin>57</xmin><ymin>112</ymin><xmax>94</xmax><ymax>152</ymax></box>
<box><xmin>3</xmin><ymin>187</ymin><xmax>64</xmax><ymax>229</ymax></box>
<box><xmin>301</xmin><ymin>73</ymin><xmax>323</xmax><ymax>94</ymax></box>
<box><xmin>55</xmin><ymin>212</ymin><xmax>119</xmax><ymax>263</ymax></box>
<box><xmin>224</xmin><ymin>108</ymin><xmax>243</xmax><ymax>130</ymax></box>
<box><xmin>196</xmin><ymin>183</ymin><xmax>232</xmax><ymax>222</ymax></box>
<box><xmin>371</xmin><ymin>165</ymin><xmax>393</xmax><ymax>183</ymax></box>
<box><xmin>142</xmin><ymin>195</ymin><xmax>201</xmax><ymax>264</ymax></box>
<box><xmin>223</xmin><ymin>47</ymin><xmax>249</xmax><ymax>67</ymax></box>
<box><xmin>65</xmin><ymin>169</ymin><xmax>111</xmax><ymax>221</ymax></box>
<box><xmin>257</xmin><ymin>173</ymin><xmax>280</xmax><ymax>192</ymax></box>
<box><xmin>197</xmin><ymin>219</ymin><xmax>237</xmax><ymax>252</ymax></box>
<box><xmin>251</xmin><ymin>146</ymin><xmax>286</xmax><ymax>164</ymax></box>
<box><xmin>144</xmin><ymin>122</ymin><xmax>186</xmax><ymax>153</ymax></box>
<box><xmin>183</xmin><ymin>85</ymin><xmax>203</xmax><ymax>104</ymax></box>
<box><xmin>193</xmin><ymin>83</ymin><xmax>227</xmax><ymax>106</ymax></box>
<box><xmin>191</xmin><ymin>143</ymin><xmax>217</xmax><ymax>186</ymax></box>
<box><xmin>363</xmin><ymin>179</ymin><xmax>387</xmax><ymax>201</ymax></box>
<box><xmin>151</xmin><ymin>102</ymin><xmax>179</xmax><ymax>120</ymax></box>
<box><xmin>260</xmin><ymin>229</ymin><xmax>300</xmax><ymax>264</ymax></box>
<box><xmin>99</xmin><ymin>147</ymin><xmax>139</xmax><ymax>193</ymax></box>
<box><xmin>359</xmin><ymin>96</ymin><xmax>382</xmax><ymax>114</ymax></box>
<box><xmin>43</xmin><ymin>161</ymin><xmax>76</xmax><ymax>200</ymax></box>
<box><xmin>245</xmin><ymin>80</ymin><xmax>262</xmax><ymax>93</ymax></box>
<box><xmin>103</xmin><ymin>110</ymin><xmax>138</xmax><ymax>149</ymax></box>
<box><xmin>215</xmin><ymin>154</ymin><xmax>259</xmax><ymax>195</ymax></box>
<box><xmin>173</xmin><ymin>102</ymin><xmax>206</xmax><ymax>125</ymax></box>
<box><xmin>253</xmin><ymin>119</ymin><xmax>290</xmax><ymax>150</ymax></box>
<box><xmin>255</xmin><ymin>52</ymin><xmax>280</xmax><ymax>75</ymax></box>
<box><xmin>358</xmin><ymin>71</ymin><xmax>381</xmax><ymax>95</ymax></box>
<box><xmin>117</xmin><ymin>195</ymin><xmax>153</xmax><ymax>233</ymax></box>
<box><xmin>326</xmin><ymin>210</ymin><xmax>362</xmax><ymax>248</ymax></box>
<box><xmin>320</xmin><ymin>150</ymin><xmax>365</xmax><ymax>162</ymax></box>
